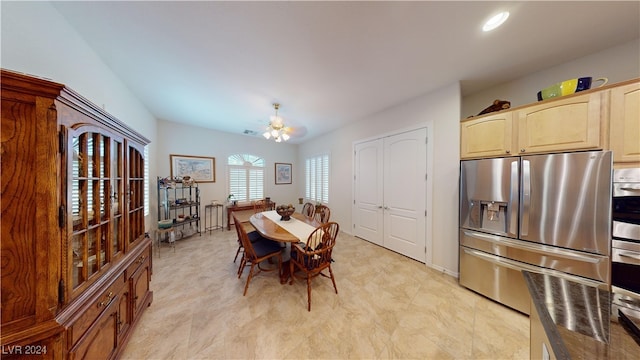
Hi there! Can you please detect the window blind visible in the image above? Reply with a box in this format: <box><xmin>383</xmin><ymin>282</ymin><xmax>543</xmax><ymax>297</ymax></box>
<box><xmin>227</xmin><ymin>154</ymin><xmax>264</xmax><ymax>201</ymax></box>
<box><xmin>305</xmin><ymin>154</ymin><xmax>329</xmax><ymax>204</ymax></box>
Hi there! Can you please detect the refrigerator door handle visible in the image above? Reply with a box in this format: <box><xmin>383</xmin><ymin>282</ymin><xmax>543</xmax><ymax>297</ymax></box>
<box><xmin>462</xmin><ymin>248</ymin><xmax>607</xmax><ymax>288</ymax></box>
<box><xmin>509</xmin><ymin>161</ymin><xmax>519</xmax><ymax>236</ymax></box>
<box><xmin>462</xmin><ymin>230</ymin><xmax>603</xmax><ymax>263</ymax></box>
<box><xmin>521</xmin><ymin>159</ymin><xmax>531</xmax><ymax>236</ymax></box>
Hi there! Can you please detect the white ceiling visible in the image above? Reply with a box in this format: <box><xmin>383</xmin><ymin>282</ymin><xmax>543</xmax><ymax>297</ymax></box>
<box><xmin>52</xmin><ymin>1</ymin><xmax>639</xmax><ymax>143</ymax></box>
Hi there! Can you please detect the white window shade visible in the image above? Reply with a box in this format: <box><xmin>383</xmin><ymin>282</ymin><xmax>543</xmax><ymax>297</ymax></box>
<box><xmin>228</xmin><ymin>154</ymin><xmax>264</xmax><ymax>201</ymax></box>
<box><xmin>305</xmin><ymin>154</ymin><xmax>329</xmax><ymax>204</ymax></box>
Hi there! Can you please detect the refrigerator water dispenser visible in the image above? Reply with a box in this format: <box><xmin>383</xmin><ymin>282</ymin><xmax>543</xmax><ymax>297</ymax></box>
<box><xmin>468</xmin><ymin>200</ymin><xmax>508</xmax><ymax>233</ymax></box>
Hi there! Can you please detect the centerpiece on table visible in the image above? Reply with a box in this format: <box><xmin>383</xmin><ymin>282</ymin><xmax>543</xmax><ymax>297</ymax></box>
<box><xmin>276</xmin><ymin>204</ymin><xmax>295</xmax><ymax>221</ymax></box>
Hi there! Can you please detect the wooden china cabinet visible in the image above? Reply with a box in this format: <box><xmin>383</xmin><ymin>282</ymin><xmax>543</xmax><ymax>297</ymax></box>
<box><xmin>1</xmin><ymin>70</ymin><xmax>152</xmax><ymax>359</ymax></box>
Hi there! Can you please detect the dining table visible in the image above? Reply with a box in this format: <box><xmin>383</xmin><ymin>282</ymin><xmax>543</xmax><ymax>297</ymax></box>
<box><xmin>249</xmin><ymin>210</ymin><xmax>320</xmax><ymax>283</ymax></box>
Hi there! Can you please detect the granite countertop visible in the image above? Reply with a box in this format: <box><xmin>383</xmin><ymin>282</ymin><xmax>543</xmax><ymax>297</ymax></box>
<box><xmin>523</xmin><ymin>271</ymin><xmax>640</xmax><ymax>359</ymax></box>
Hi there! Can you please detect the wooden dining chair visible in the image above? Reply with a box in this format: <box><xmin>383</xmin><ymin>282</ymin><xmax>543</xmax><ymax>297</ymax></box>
<box><xmin>253</xmin><ymin>199</ymin><xmax>267</xmax><ymax>213</ymax></box>
<box><xmin>301</xmin><ymin>202</ymin><xmax>315</xmax><ymax>219</ymax></box>
<box><xmin>233</xmin><ymin>214</ymin><xmax>282</xmax><ymax>296</ymax></box>
<box><xmin>233</xmin><ymin>213</ymin><xmax>263</xmax><ymax>264</ymax></box>
<box><xmin>314</xmin><ymin>205</ymin><xmax>331</xmax><ymax>223</ymax></box>
<box><xmin>289</xmin><ymin>221</ymin><xmax>339</xmax><ymax>311</ymax></box>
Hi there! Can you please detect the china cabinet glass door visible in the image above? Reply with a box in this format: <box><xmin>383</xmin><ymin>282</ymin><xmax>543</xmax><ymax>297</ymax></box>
<box><xmin>127</xmin><ymin>144</ymin><xmax>145</xmax><ymax>248</ymax></box>
<box><xmin>69</xmin><ymin>129</ymin><xmax>121</xmax><ymax>295</ymax></box>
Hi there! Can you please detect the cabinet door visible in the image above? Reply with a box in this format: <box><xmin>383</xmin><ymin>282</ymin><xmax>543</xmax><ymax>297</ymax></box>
<box><xmin>68</xmin><ymin>296</ymin><xmax>119</xmax><ymax>360</ymax></box>
<box><xmin>126</xmin><ymin>142</ymin><xmax>146</xmax><ymax>250</ymax></box>
<box><xmin>67</xmin><ymin>128</ymin><xmax>123</xmax><ymax>299</ymax></box>
<box><xmin>460</xmin><ymin>111</ymin><xmax>514</xmax><ymax>159</ymax></box>
<box><xmin>515</xmin><ymin>92</ymin><xmax>604</xmax><ymax>154</ymax></box>
<box><xmin>130</xmin><ymin>252</ymin><xmax>152</xmax><ymax>320</ymax></box>
<box><xmin>610</xmin><ymin>81</ymin><xmax>640</xmax><ymax>164</ymax></box>
<box><xmin>1</xmin><ymin>91</ymin><xmax>60</xmax><ymax>331</ymax></box>
<box><xmin>116</xmin><ymin>286</ymin><xmax>131</xmax><ymax>344</ymax></box>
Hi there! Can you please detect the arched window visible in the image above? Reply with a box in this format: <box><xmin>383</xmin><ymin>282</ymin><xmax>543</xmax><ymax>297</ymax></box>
<box><xmin>227</xmin><ymin>154</ymin><xmax>265</xmax><ymax>201</ymax></box>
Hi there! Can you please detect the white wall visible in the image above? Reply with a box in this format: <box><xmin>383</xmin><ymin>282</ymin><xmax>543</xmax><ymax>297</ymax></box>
<box><xmin>1</xmin><ymin>1</ymin><xmax>158</xmax><ymax>229</ymax></box>
<box><xmin>300</xmin><ymin>83</ymin><xmax>462</xmax><ymax>276</ymax></box>
<box><xmin>156</xmin><ymin>120</ymin><xmax>300</xmax><ymax>211</ymax></box>
<box><xmin>462</xmin><ymin>39</ymin><xmax>640</xmax><ymax>117</ymax></box>
<box><xmin>4</xmin><ymin>1</ymin><xmax>637</xmax><ymax>277</ymax></box>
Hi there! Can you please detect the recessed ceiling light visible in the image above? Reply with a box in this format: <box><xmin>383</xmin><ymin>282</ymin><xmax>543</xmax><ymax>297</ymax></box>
<box><xmin>483</xmin><ymin>11</ymin><xmax>510</xmax><ymax>32</ymax></box>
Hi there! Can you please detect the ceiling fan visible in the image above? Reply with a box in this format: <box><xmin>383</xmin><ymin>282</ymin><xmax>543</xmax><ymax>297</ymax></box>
<box><xmin>257</xmin><ymin>103</ymin><xmax>307</xmax><ymax>142</ymax></box>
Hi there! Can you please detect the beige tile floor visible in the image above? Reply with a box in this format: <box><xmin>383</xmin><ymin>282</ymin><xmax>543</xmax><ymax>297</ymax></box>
<box><xmin>121</xmin><ymin>226</ymin><xmax>529</xmax><ymax>359</ymax></box>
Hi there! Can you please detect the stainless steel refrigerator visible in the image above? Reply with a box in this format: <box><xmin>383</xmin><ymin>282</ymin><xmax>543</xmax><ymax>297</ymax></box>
<box><xmin>459</xmin><ymin>151</ymin><xmax>612</xmax><ymax>314</ymax></box>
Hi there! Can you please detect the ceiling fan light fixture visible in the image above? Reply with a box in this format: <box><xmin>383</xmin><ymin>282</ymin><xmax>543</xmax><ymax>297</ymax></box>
<box><xmin>483</xmin><ymin>11</ymin><xmax>509</xmax><ymax>32</ymax></box>
<box><xmin>264</xmin><ymin>103</ymin><xmax>290</xmax><ymax>142</ymax></box>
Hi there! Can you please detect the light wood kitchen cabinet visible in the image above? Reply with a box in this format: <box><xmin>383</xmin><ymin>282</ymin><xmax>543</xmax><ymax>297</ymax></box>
<box><xmin>609</xmin><ymin>80</ymin><xmax>640</xmax><ymax>165</ymax></box>
<box><xmin>515</xmin><ymin>91</ymin><xmax>606</xmax><ymax>154</ymax></box>
<box><xmin>460</xmin><ymin>111</ymin><xmax>514</xmax><ymax>159</ymax></box>
<box><xmin>461</xmin><ymin>83</ymin><xmax>617</xmax><ymax>159</ymax></box>
<box><xmin>1</xmin><ymin>69</ymin><xmax>152</xmax><ymax>359</ymax></box>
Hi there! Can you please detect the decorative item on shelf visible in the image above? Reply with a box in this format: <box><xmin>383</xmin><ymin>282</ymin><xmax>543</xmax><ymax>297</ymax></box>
<box><xmin>276</xmin><ymin>204</ymin><xmax>295</xmax><ymax>221</ymax></box>
<box><xmin>537</xmin><ymin>77</ymin><xmax>608</xmax><ymax>101</ymax></box>
<box><xmin>158</xmin><ymin>177</ymin><xmax>176</xmax><ymax>189</ymax></box>
<box><xmin>263</xmin><ymin>103</ymin><xmax>290</xmax><ymax>142</ymax></box>
<box><xmin>468</xmin><ymin>99</ymin><xmax>511</xmax><ymax>118</ymax></box>
<box><xmin>182</xmin><ymin>175</ymin><xmax>196</xmax><ymax>187</ymax></box>
<box><xmin>158</xmin><ymin>219</ymin><xmax>173</xmax><ymax>229</ymax></box>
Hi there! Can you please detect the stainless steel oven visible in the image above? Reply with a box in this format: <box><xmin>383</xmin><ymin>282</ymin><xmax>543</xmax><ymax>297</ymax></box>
<box><xmin>611</xmin><ymin>168</ymin><xmax>640</xmax><ymax>321</ymax></box>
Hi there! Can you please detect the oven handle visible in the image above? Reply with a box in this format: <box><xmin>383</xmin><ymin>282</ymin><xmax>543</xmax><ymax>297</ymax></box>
<box><xmin>618</xmin><ymin>250</ymin><xmax>640</xmax><ymax>261</ymax></box>
<box><xmin>620</xmin><ymin>186</ymin><xmax>640</xmax><ymax>191</ymax></box>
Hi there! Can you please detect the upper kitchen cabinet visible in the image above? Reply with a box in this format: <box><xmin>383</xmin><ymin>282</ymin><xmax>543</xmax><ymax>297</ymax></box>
<box><xmin>514</xmin><ymin>91</ymin><xmax>606</xmax><ymax>154</ymax></box>
<box><xmin>460</xmin><ymin>111</ymin><xmax>515</xmax><ymax>159</ymax></box>
<box><xmin>609</xmin><ymin>80</ymin><xmax>640</xmax><ymax>165</ymax></box>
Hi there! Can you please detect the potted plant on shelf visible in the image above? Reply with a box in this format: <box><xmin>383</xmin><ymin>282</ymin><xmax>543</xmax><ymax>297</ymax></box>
<box><xmin>227</xmin><ymin>194</ymin><xmax>237</xmax><ymax>206</ymax></box>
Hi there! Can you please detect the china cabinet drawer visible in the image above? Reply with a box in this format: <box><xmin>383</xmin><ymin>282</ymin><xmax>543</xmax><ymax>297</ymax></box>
<box><xmin>126</xmin><ymin>245</ymin><xmax>151</xmax><ymax>278</ymax></box>
<box><xmin>68</xmin><ymin>273</ymin><xmax>126</xmax><ymax>346</ymax></box>
<box><xmin>68</xmin><ymin>296</ymin><xmax>119</xmax><ymax>360</ymax></box>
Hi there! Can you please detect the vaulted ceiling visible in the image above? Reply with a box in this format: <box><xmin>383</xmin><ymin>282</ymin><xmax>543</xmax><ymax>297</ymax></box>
<box><xmin>51</xmin><ymin>1</ymin><xmax>639</xmax><ymax>143</ymax></box>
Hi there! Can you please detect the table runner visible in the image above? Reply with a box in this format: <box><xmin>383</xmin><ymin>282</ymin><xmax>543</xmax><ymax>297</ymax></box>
<box><xmin>262</xmin><ymin>210</ymin><xmax>316</xmax><ymax>242</ymax></box>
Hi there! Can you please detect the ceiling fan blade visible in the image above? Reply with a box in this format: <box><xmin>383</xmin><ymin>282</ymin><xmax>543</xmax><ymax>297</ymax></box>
<box><xmin>286</xmin><ymin>126</ymin><xmax>307</xmax><ymax>138</ymax></box>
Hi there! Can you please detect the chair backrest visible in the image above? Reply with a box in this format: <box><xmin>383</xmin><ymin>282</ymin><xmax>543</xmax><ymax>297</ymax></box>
<box><xmin>314</xmin><ymin>205</ymin><xmax>331</xmax><ymax>223</ymax></box>
<box><xmin>233</xmin><ymin>213</ymin><xmax>257</xmax><ymax>260</ymax></box>
<box><xmin>302</xmin><ymin>222</ymin><xmax>339</xmax><ymax>269</ymax></box>
<box><xmin>253</xmin><ymin>199</ymin><xmax>266</xmax><ymax>213</ymax></box>
<box><xmin>301</xmin><ymin>202</ymin><xmax>315</xmax><ymax>219</ymax></box>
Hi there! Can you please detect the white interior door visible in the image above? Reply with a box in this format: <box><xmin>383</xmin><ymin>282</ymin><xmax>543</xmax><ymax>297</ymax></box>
<box><xmin>353</xmin><ymin>139</ymin><xmax>383</xmax><ymax>245</ymax></box>
<box><xmin>383</xmin><ymin>128</ymin><xmax>427</xmax><ymax>262</ymax></box>
<box><xmin>353</xmin><ymin>128</ymin><xmax>427</xmax><ymax>262</ymax></box>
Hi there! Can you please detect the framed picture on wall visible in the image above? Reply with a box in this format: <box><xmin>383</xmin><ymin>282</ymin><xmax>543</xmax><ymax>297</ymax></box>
<box><xmin>170</xmin><ymin>154</ymin><xmax>216</xmax><ymax>182</ymax></box>
<box><xmin>275</xmin><ymin>163</ymin><xmax>292</xmax><ymax>185</ymax></box>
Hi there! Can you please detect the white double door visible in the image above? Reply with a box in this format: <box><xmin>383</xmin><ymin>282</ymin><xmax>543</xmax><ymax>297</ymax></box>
<box><xmin>353</xmin><ymin>128</ymin><xmax>427</xmax><ymax>262</ymax></box>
